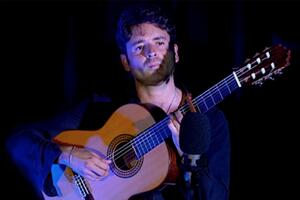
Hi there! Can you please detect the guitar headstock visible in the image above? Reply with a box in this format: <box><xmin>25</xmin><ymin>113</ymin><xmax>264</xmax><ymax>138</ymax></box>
<box><xmin>236</xmin><ymin>44</ymin><xmax>291</xmax><ymax>86</ymax></box>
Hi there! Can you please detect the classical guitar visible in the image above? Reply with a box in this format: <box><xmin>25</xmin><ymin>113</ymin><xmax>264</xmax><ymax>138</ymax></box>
<box><xmin>43</xmin><ymin>44</ymin><xmax>291</xmax><ymax>200</ymax></box>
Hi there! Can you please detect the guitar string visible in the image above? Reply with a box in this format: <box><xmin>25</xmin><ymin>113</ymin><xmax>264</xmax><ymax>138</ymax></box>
<box><xmin>105</xmin><ymin>116</ymin><xmax>170</xmax><ymax>161</ymax></box>
<box><xmin>114</xmin><ymin>124</ymin><xmax>171</xmax><ymax>171</ymax></box>
<box><xmin>74</xmin><ymin>174</ymin><xmax>88</xmax><ymax>197</ymax></box>
<box><xmin>105</xmin><ymin>45</ymin><xmax>283</xmax><ymax>165</ymax></box>
<box><xmin>166</xmin><ymin>87</ymin><xmax>177</xmax><ymax>114</ymax></box>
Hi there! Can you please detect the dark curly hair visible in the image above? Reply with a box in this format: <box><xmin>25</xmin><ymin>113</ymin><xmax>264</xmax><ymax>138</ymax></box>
<box><xmin>115</xmin><ymin>4</ymin><xmax>177</xmax><ymax>54</ymax></box>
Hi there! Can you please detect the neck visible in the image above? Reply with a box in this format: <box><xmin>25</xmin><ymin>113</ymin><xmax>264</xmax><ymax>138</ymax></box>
<box><xmin>136</xmin><ymin>76</ymin><xmax>182</xmax><ymax>113</ymax></box>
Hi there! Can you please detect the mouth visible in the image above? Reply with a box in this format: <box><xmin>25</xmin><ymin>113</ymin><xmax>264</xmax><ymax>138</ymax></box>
<box><xmin>146</xmin><ymin>62</ymin><xmax>161</xmax><ymax>69</ymax></box>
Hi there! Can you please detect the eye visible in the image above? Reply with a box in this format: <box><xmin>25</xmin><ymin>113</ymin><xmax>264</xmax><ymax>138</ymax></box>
<box><xmin>157</xmin><ymin>41</ymin><xmax>165</xmax><ymax>46</ymax></box>
<box><xmin>134</xmin><ymin>45</ymin><xmax>143</xmax><ymax>53</ymax></box>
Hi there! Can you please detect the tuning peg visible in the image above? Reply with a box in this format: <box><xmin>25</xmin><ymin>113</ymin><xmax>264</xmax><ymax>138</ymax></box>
<box><xmin>268</xmin><ymin>76</ymin><xmax>274</xmax><ymax>81</ymax></box>
<box><xmin>253</xmin><ymin>79</ymin><xmax>263</xmax><ymax>86</ymax></box>
<box><xmin>257</xmin><ymin>81</ymin><xmax>263</xmax><ymax>86</ymax></box>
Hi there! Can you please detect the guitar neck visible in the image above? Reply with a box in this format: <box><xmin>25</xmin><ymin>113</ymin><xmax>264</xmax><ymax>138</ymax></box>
<box><xmin>179</xmin><ymin>72</ymin><xmax>240</xmax><ymax>115</ymax></box>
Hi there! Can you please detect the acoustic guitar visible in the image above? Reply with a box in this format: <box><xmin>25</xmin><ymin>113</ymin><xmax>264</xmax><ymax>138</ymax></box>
<box><xmin>43</xmin><ymin>44</ymin><xmax>291</xmax><ymax>200</ymax></box>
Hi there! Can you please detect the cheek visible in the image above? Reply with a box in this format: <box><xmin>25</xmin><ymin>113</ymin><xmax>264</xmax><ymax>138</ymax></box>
<box><xmin>158</xmin><ymin>49</ymin><xmax>169</xmax><ymax>60</ymax></box>
<box><xmin>127</xmin><ymin>55</ymin><xmax>145</xmax><ymax>68</ymax></box>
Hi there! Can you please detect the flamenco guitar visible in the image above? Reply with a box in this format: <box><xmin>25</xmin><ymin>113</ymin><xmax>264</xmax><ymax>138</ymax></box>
<box><xmin>43</xmin><ymin>44</ymin><xmax>291</xmax><ymax>200</ymax></box>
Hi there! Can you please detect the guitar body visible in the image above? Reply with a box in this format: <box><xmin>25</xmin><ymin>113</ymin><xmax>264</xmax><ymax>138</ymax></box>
<box><xmin>43</xmin><ymin>103</ymin><xmax>178</xmax><ymax>200</ymax></box>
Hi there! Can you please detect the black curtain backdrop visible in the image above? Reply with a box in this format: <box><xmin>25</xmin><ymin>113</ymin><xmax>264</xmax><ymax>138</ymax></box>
<box><xmin>1</xmin><ymin>0</ymin><xmax>299</xmax><ymax>199</ymax></box>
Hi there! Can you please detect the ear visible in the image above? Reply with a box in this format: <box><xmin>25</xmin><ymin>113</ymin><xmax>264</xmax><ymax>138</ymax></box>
<box><xmin>174</xmin><ymin>44</ymin><xmax>179</xmax><ymax>63</ymax></box>
<box><xmin>120</xmin><ymin>54</ymin><xmax>130</xmax><ymax>72</ymax></box>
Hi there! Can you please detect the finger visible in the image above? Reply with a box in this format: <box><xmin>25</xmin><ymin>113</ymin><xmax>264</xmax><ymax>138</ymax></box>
<box><xmin>84</xmin><ymin>173</ymin><xmax>100</xmax><ymax>182</ymax></box>
<box><xmin>77</xmin><ymin>167</ymin><xmax>100</xmax><ymax>180</ymax></box>
<box><xmin>89</xmin><ymin>156</ymin><xmax>110</xmax><ymax>171</ymax></box>
<box><xmin>169</xmin><ymin>117</ymin><xmax>180</xmax><ymax>133</ymax></box>
<box><xmin>86</xmin><ymin>161</ymin><xmax>109</xmax><ymax>177</ymax></box>
<box><xmin>89</xmin><ymin>152</ymin><xmax>111</xmax><ymax>164</ymax></box>
<box><xmin>89</xmin><ymin>151</ymin><xmax>102</xmax><ymax>158</ymax></box>
<box><xmin>103</xmin><ymin>168</ymin><xmax>109</xmax><ymax>177</ymax></box>
<box><xmin>174</xmin><ymin>111</ymin><xmax>183</xmax><ymax>123</ymax></box>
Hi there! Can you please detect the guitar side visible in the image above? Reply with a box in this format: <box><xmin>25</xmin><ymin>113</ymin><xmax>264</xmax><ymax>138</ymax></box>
<box><xmin>43</xmin><ymin>103</ymin><xmax>175</xmax><ymax>200</ymax></box>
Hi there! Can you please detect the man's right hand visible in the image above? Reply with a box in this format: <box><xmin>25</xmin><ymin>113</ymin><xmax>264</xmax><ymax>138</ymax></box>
<box><xmin>58</xmin><ymin>145</ymin><xmax>111</xmax><ymax>181</ymax></box>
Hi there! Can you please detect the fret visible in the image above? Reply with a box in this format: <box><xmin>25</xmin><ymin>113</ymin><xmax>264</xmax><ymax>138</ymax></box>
<box><xmin>138</xmin><ymin>140</ymin><xmax>146</xmax><ymax>156</ymax></box>
<box><xmin>195</xmin><ymin>104</ymin><xmax>201</xmax><ymax>112</ymax></box>
<box><xmin>153</xmin><ymin>132</ymin><xmax>159</xmax><ymax>145</ymax></box>
<box><xmin>203</xmin><ymin>95</ymin><xmax>215</xmax><ymax>110</ymax></box>
<box><xmin>200</xmin><ymin>96</ymin><xmax>208</xmax><ymax>111</ymax></box>
<box><xmin>227</xmin><ymin>74</ymin><xmax>239</xmax><ymax>92</ymax></box>
<box><xmin>190</xmin><ymin>74</ymin><xmax>239</xmax><ymax>115</ymax></box>
<box><xmin>216</xmin><ymin>81</ymin><xmax>230</xmax><ymax>97</ymax></box>
<box><xmin>212</xmin><ymin>85</ymin><xmax>224</xmax><ymax>103</ymax></box>
<box><xmin>134</xmin><ymin>143</ymin><xmax>142</xmax><ymax>159</ymax></box>
<box><xmin>161</xmin><ymin>127</ymin><xmax>171</xmax><ymax>139</ymax></box>
<box><xmin>133</xmin><ymin>118</ymin><xmax>171</xmax><ymax>158</ymax></box>
<box><xmin>197</xmin><ymin>100</ymin><xmax>209</xmax><ymax>113</ymax></box>
<box><xmin>223</xmin><ymin>79</ymin><xmax>232</xmax><ymax>95</ymax></box>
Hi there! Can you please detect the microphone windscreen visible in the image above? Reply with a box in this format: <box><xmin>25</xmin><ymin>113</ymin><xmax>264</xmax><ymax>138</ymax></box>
<box><xmin>179</xmin><ymin>112</ymin><xmax>211</xmax><ymax>154</ymax></box>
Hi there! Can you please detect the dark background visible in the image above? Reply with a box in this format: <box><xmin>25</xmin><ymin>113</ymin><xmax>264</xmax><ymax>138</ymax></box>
<box><xmin>1</xmin><ymin>0</ymin><xmax>299</xmax><ymax>199</ymax></box>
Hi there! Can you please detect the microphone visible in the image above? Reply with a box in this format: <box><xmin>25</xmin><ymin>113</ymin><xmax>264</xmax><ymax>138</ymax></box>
<box><xmin>179</xmin><ymin>112</ymin><xmax>211</xmax><ymax>186</ymax></box>
<box><xmin>179</xmin><ymin>112</ymin><xmax>211</xmax><ymax>164</ymax></box>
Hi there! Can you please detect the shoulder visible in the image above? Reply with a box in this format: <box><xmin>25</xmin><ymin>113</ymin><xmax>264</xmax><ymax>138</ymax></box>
<box><xmin>206</xmin><ymin>107</ymin><xmax>229</xmax><ymax>132</ymax></box>
<box><xmin>206</xmin><ymin>107</ymin><xmax>227</xmax><ymax>122</ymax></box>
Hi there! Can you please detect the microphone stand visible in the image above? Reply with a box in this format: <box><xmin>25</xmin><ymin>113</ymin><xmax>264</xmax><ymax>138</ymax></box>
<box><xmin>179</xmin><ymin>94</ymin><xmax>210</xmax><ymax>200</ymax></box>
<box><xmin>180</xmin><ymin>154</ymin><xmax>201</xmax><ymax>200</ymax></box>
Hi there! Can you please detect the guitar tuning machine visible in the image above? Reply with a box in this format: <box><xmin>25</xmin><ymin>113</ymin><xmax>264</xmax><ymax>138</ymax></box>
<box><xmin>275</xmin><ymin>70</ymin><xmax>283</xmax><ymax>75</ymax></box>
<box><xmin>253</xmin><ymin>79</ymin><xmax>263</xmax><ymax>86</ymax></box>
<box><xmin>268</xmin><ymin>76</ymin><xmax>274</xmax><ymax>81</ymax></box>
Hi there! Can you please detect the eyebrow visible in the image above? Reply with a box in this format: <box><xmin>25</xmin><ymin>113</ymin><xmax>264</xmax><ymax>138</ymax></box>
<box><xmin>131</xmin><ymin>36</ymin><xmax>168</xmax><ymax>46</ymax></box>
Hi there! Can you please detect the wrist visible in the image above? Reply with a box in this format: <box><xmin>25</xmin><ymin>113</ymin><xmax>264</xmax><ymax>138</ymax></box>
<box><xmin>58</xmin><ymin>145</ymin><xmax>74</xmax><ymax>166</ymax></box>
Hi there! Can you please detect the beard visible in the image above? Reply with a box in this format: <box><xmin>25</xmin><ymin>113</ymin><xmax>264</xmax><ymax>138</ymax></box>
<box><xmin>135</xmin><ymin>49</ymin><xmax>176</xmax><ymax>86</ymax></box>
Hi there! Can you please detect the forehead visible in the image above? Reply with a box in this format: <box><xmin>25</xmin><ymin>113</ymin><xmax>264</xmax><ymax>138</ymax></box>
<box><xmin>129</xmin><ymin>23</ymin><xmax>170</xmax><ymax>41</ymax></box>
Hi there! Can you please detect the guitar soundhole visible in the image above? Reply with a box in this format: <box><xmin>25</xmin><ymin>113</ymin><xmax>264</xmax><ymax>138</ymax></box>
<box><xmin>108</xmin><ymin>134</ymin><xmax>143</xmax><ymax>178</ymax></box>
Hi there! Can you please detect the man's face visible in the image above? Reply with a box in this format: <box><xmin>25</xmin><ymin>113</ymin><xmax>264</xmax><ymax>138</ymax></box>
<box><xmin>121</xmin><ymin>23</ymin><xmax>179</xmax><ymax>86</ymax></box>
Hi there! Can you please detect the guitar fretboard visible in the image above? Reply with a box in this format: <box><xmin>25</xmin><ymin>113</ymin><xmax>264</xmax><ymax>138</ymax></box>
<box><xmin>132</xmin><ymin>117</ymin><xmax>171</xmax><ymax>159</ymax></box>
<box><xmin>180</xmin><ymin>73</ymin><xmax>240</xmax><ymax>114</ymax></box>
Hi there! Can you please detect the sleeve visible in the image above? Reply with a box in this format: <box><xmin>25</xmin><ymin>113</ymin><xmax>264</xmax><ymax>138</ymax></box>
<box><xmin>194</xmin><ymin>107</ymin><xmax>231</xmax><ymax>200</ymax></box>
<box><xmin>5</xmin><ymin>98</ymin><xmax>90</xmax><ymax>197</ymax></box>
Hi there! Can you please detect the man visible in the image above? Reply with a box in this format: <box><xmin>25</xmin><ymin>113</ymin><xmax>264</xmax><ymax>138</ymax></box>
<box><xmin>6</xmin><ymin>4</ymin><xmax>230</xmax><ymax>200</ymax></box>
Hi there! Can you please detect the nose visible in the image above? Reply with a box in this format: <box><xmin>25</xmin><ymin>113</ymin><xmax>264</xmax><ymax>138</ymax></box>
<box><xmin>147</xmin><ymin>52</ymin><xmax>157</xmax><ymax>58</ymax></box>
<box><xmin>145</xmin><ymin>45</ymin><xmax>157</xmax><ymax>58</ymax></box>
